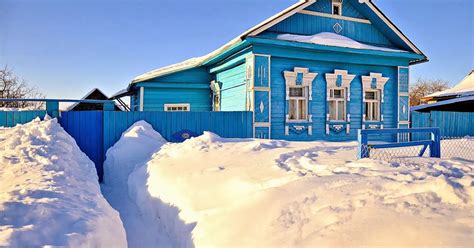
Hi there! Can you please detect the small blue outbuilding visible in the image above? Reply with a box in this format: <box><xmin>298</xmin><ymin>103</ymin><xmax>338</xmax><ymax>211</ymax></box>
<box><xmin>125</xmin><ymin>0</ymin><xmax>427</xmax><ymax>141</ymax></box>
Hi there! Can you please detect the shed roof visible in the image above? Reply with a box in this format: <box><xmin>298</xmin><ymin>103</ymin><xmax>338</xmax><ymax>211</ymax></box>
<box><xmin>425</xmin><ymin>70</ymin><xmax>474</xmax><ymax>99</ymax></box>
<box><xmin>132</xmin><ymin>0</ymin><xmax>427</xmax><ymax>84</ymax></box>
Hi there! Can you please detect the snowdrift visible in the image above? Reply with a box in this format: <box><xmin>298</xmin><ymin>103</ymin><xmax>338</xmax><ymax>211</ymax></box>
<box><xmin>126</xmin><ymin>131</ymin><xmax>473</xmax><ymax>247</ymax></box>
<box><xmin>102</xmin><ymin>121</ymin><xmax>170</xmax><ymax>247</ymax></box>
<box><xmin>0</xmin><ymin>118</ymin><xmax>126</xmax><ymax>247</ymax></box>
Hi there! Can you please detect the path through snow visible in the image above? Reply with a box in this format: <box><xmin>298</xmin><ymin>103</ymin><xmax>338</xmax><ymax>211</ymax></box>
<box><xmin>101</xmin><ymin>121</ymin><xmax>170</xmax><ymax>248</ymax></box>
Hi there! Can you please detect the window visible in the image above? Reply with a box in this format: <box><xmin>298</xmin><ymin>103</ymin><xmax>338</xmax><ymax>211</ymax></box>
<box><xmin>364</xmin><ymin>90</ymin><xmax>380</xmax><ymax>121</ymax></box>
<box><xmin>332</xmin><ymin>0</ymin><xmax>343</xmax><ymax>16</ymax></box>
<box><xmin>328</xmin><ymin>88</ymin><xmax>346</xmax><ymax>121</ymax></box>
<box><xmin>164</xmin><ymin>104</ymin><xmax>190</xmax><ymax>112</ymax></box>
<box><xmin>288</xmin><ymin>86</ymin><xmax>308</xmax><ymax>121</ymax></box>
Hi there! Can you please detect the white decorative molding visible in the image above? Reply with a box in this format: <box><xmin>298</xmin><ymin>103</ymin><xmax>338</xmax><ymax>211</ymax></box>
<box><xmin>283</xmin><ymin>67</ymin><xmax>318</xmax><ymax>101</ymax></box>
<box><xmin>333</xmin><ymin>23</ymin><xmax>343</xmax><ymax>34</ymax></box>
<box><xmin>361</xmin><ymin>72</ymin><xmax>389</xmax><ymax>102</ymax></box>
<box><xmin>325</xmin><ymin>69</ymin><xmax>356</xmax><ymax>101</ymax></box>
<box><xmin>259</xmin><ymin>101</ymin><xmax>265</xmax><ymax>113</ymax></box>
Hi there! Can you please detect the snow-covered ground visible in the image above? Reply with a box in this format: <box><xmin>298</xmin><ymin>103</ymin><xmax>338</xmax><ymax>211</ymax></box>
<box><xmin>103</xmin><ymin>122</ymin><xmax>473</xmax><ymax>247</ymax></box>
<box><xmin>102</xmin><ymin>121</ymin><xmax>171</xmax><ymax>247</ymax></box>
<box><xmin>0</xmin><ymin>118</ymin><xmax>126</xmax><ymax>247</ymax></box>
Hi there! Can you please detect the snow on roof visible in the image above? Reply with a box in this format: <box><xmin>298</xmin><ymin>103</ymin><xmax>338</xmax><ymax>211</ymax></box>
<box><xmin>131</xmin><ymin>0</ymin><xmax>314</xmax><ymax>84</ymax></box>
<box><xmin>411</xmin><ymin>95</ymin><xmax>474</xmax><ymax>112</ymax></box>
<box><xmin>131</xmin><ymin>0</ymin><xmax>426</xmax><ymax>84</ymax></box>
<box><xmin>277</xmin><ymin>32</ymin><xmax>408</xmax><ymax>53</ymax></box>
<box><xmin>426</xmin><ymin>70</ymin><xmax>474</xmax><ymax>98</ymax></box>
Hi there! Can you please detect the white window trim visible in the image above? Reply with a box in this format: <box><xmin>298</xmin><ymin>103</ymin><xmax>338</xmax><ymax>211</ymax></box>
<box><xmin>364</xmin><ymin>89</ymin><xmax>381</xmax><ymax>122</ymax></box>
<box><xmin>164</xmin><ymin>103</ymin><xmax>190</xmax><ymax>112</ymax></box>
<box><xmin>283</xmin><ymin>67</ymin><xmax>318</xmax><ymax>123</ymax></box>
<box><xmin>332</xmin><ymin>0</ymin><xmax>343</xmax><ymax>16</ymax></box>
<box><xmin>328</xmin><ymin>88</ymin><xmax>347</xmax><ymax>121</ymax></box>
<box><xmin>287</xmin><ymin>86</ymin><xmax>309</xmax><ymax>122</ymax></box>
<box><xmin>325</xmin><ymin>69</ymin><xmax>355</xmax><ymax>134</ymax></box>
<box><xmin>361</xmin><ymin>73</ymin><xmax>389</xmax><ymax>124</ymax></box>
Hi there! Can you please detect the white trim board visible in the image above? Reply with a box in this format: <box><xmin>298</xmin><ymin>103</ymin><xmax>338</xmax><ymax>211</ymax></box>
<box><xmin>298</xmin><ymin>10</ymin><xmax>371</xmax><ymax>24</ymax></box>
<box><xmin>139</xmin><ymin>87</ymin><xmax>144</xmax><ymax>112</ymax></box>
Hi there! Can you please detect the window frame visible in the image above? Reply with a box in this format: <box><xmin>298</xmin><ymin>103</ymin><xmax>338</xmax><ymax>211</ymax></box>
<box><xmin>287</xmin><ymin>85</ymin><xmax>309</xmax><ymax>122</ymax></box>
<box><xmin>164</xmin><ymin>103</ymin><xmax>190</xmax><ymax>112</ymax></box>
<box><xmin>328</xmin><ymin>87</ymin><xmax>347</xmax><ymax>121</ymax></box>
<box><xmin>364</xmin><ymin>90</ymin><xmax>381</xmax><ymax>122</ymax></box>
<box><xmin>332</xmin><ymin>0</ymin><xmax>343</xmax><ymax>16</ymax></box>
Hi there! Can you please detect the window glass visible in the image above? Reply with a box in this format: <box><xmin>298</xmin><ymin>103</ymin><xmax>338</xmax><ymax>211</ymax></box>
<box><xmin>289</xmin><ymin>99</ymin><xmax>297</xmax><ymax>120</ymax></box>
<box><xmin>288</xmin><ymin>87</ymin><xmax>308</xmax><ymax>121</ymax></box>
<box><xmin>333</xmin><ymin>5</ymin><xmax>340</xmax><ymax>15</ymax></box>
<box><xmin>299</xmin><ymin>99</ymin><xmax>306</xmax><ymax>120</ymax></box>
<box><xmin>337</xmin><ymin>101</ymin><xmax>345</xmax><ymax>120</ymax></box>
<box><xmin>333</xmin><ymin>89</ymin><xmax>344</xmax><ymax>99</ymax></box>
<box><xmin>289</xmin><ymin>87</ymin><xmax>304</xmax><ymax>97</ymax></box>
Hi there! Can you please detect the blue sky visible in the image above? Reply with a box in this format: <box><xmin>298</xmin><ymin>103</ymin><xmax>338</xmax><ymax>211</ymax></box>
<box><xmin>0</xmin><ymin>0</ymin><xmax>472</xmax><ymax>99</ymax></box>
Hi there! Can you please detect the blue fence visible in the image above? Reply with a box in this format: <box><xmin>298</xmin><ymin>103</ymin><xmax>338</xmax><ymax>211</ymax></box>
<box><xmin>60</xmin><ymin>111</ymin><xmax>104</xmax><ymax>179</ymax></box>
<box><xmin>358</xmin><ymin>128</ymin><xmax>441</xmax><ymax>159</ymax></box>
<box><xmin>411</xmin><ymin>111</ymin><xmax>474</xmax><ymax>138</ymax></box>
<box><xmin>0</xmin><ymin>111</ymin><xmax>47</xmax><ymax>127</ymax></box>
<box><xmin>60</xmin><ymin>111</ymin><xmax>253</xmax><ymax>181</ymax></box>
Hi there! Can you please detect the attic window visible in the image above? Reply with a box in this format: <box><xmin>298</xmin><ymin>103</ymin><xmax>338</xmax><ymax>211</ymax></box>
<box><xmin>332</xmin><ymin>0</ymin><xmax>343</xmax><ymax>16</ymax></box>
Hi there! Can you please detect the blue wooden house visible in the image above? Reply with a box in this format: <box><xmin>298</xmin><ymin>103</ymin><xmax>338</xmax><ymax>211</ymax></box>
<box><xmin>125</xmin><ymin>0</ymin><xmax>427</xmax><ymax>141</ymax></box>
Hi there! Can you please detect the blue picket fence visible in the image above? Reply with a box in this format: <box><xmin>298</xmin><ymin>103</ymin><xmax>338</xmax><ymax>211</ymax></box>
<box><xmin>0</xmin><ymin>111</ymin><xmax>47</xmax><ymax>127</ymax></box>
<box><xmin>411</xmin><ymin>111</ymin><xmax>474</xmax><ymax>138</ymax></box>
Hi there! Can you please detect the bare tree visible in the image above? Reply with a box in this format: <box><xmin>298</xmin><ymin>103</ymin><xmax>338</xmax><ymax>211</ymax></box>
<box><xmin>409</xmin><ymin>78</ymin><xmax>449</xmax><ymax>106</ymax></box>
<box><xmin>0</xmin><ymin>66</ymin><xmax>45</xmax><ymax>109</ymax></box>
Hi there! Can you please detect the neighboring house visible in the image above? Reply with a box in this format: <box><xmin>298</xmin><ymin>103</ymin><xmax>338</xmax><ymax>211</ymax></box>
<box><xmin>125</xmin><ymin>0</ymin><xmax>427</xmax><ymax>141</ymax></box>
<box><xmin>67</xmin><ymin>88</ymin><xmax>122</xmax><ymax>111</ymax></box>
<box><xmin>413</xmin><ymin>70</ymin><xmax>474</xmax><ymax>112</ymax></box>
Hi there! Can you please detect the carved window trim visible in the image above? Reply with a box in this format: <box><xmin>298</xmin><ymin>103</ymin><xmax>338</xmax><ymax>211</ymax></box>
<box><xmin>361</xmin><ymin>73</ymin><xmax>389</xmax><ymax>125</ymax></box>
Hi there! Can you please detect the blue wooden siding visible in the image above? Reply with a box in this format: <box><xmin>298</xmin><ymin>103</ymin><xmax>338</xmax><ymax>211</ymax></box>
<box><xmin>135</xmin><ymin>67</ymin><xmax>212</xmax><ymax>111</ymax></box>
<box><xmin>304</xmin><ymin>0</ymin><xmax>365</xmax><ymax>19</ymax></box>
<box><xmin>265</xmin><ymin>13</ymin><xmax>394</xmax><ymax>47</ymax></box>
<box><xmin>217</xmin><ymin>63</ymin><xmax>247</xmax><ymax>111</ymax></box>
<box><xmin>411</xmin><ymin>111</ymin><xmax>474</xmax><ymax>138</ymax></box>
<box><xmin>143</xmin><ymin>87</ymin><xmax>211</xmax><ymax>111</ymax></box>
<box><xmin>250</xmin><ymin>39</ymin><xmax>412</xmax><ymax>67</ymax></box>
<box><xmin>0</xmin><ymin>111</ymin><xmax>47</xmax><ymax>127</ymax></box>
<box><xmin>270</xmin><ymin>56</ymin><xmax>399</xmax><ymax>141</ymax></box>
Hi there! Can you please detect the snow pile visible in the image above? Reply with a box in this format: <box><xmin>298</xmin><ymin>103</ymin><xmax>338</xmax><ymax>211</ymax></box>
<box><xmin>127</xmin><ymin>132</ymin><xmax>473</xmax><ymax>247</ymax></box>
<box><xmin>278</xmin><ymin>32</ymin><xmax>407</xmax><ymax>53</ymax></box>
<box><xmin>0</xmin><ymin>118</ymin><xmax>126</xmax><ymax>247</ymax></box>
<box><xmin>102</xmin><ymin>121</ymin><xmax>169</xmax><ymax>247</ymax></box>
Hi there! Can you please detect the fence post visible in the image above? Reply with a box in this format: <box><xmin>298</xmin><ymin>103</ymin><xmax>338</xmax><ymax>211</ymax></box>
<box><xmin>430</xmin><ymin>128</ymin><xmax>441</xmax><ymax>158</ymax></box>
<box><xmin>103</xmin><ymin>102</ymin><xmax>115</xmax><ymax>111</ymax></box>
<box><xmin>46</xmin><ymin>100</ymin><xmax>59</xmax><ymax>119</ymax></box>
<box><xmin>357</xmin><ymin>129</ymin><xmax>369</xmax><ymax>159</ymax></box>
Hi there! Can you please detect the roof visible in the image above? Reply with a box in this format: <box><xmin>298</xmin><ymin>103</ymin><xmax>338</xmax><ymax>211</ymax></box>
<box><xmin>425</xmin><ymin>70</ymin><xmax>474</xmax><ymax>99</ymax></box>
<box><xmin>411</xmin><ymin>95</ymin><xmax>474</xmax><ymax>112</ymax></box>
<box><xmin>132</xmin><ymin>0</ymin><xmax>427</xmax><ymax>84</ymax></box>
<box><xmin>67</xmin><ymin>88</ymin><xmax>120</xmax><ymax>111</ymax></box>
